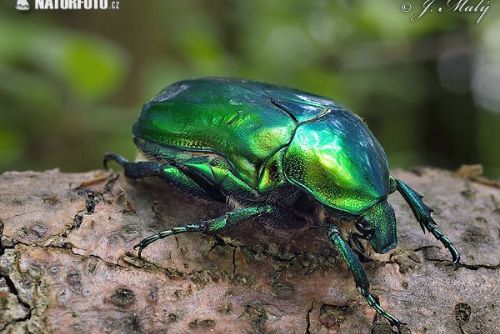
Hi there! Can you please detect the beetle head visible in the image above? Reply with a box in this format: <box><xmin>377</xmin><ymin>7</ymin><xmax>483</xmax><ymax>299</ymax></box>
<box><xmin>360</xmin><ymin>200</ymin><xmax>397</xmax><ymax>254</ymax></box>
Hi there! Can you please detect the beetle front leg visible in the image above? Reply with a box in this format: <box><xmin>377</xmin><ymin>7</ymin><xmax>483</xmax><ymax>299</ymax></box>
<box><xmin>394</xmin><ymin>178</ymin><xmax>460</xmax><ymax>265</ymax></box>
<box><xmin>328</xmin><ymin>226</ymin><xmax>404</xmax><ymax>331</ymax></box>
<box><xmin>134</xmin><ymin>205</ymin><xmax>276</xmax><ymax>258</ymax></box>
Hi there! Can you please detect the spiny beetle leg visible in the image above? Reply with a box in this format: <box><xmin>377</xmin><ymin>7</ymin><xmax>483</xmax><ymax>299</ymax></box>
<box><xmin>328</xmin><ymin>226</ymin><xmax>404</xmax><ymax>331</ymax></box>
<box><xmin>395</xmin><ymin>179</ymin><xmax>461</xmax><ymax>266</ymax></box>
<box><xmin>134</xmin><ymin>205</ymin><xmax>276</xmax><ymax>259</ymax></box>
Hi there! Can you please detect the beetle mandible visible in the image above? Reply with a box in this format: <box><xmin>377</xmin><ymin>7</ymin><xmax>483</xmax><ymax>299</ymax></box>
<box><xmin>104</xmin><ymin>77</ymin><xmax>460</xmax><ymax>330</ymax></box>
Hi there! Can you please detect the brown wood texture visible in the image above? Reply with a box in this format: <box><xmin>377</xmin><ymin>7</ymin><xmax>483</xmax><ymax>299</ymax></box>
<box><xmin>0</xmin><ymin>167</ymin><xmax>499</xmax><ymax>334</ymax></box>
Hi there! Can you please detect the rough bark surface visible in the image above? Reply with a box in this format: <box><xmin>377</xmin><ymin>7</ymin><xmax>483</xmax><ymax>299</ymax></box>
<box><xmin>0</xmin><ymin>167</ymin><xmax>499</xmax><ymax>334</ymax></box>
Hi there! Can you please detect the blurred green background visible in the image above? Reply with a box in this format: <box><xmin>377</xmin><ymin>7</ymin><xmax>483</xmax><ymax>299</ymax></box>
<box><xmin>1</xmin><ymin>0</ymin><xmax>499</xmax><ymax>177</ymax></box>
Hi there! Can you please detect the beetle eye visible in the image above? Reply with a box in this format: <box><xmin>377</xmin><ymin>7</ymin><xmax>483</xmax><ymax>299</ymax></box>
<box><xmin>355</xmin><ymin>219</ymin><xmax>366</xmax><ymax>230</ymax></box>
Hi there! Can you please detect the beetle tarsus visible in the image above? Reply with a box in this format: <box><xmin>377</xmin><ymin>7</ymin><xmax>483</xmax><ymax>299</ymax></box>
<box><xmin>133</xmin><ymin>235</ymin><xmax>160</xmax><ymax>259</ymax></box>
<box><xmin>103</xmin><ymin>152</ymin><xmax>129</xmax><ymax>170</ymax></box>
<box><xmin>134</xmin><ymin>224</ymin><xmax>205</xmax><ymax>259</ymax></box>
<box><xmin>363</xmin><ymin>289</ymin><xmax>406</xmax><ymax>332</ymax></box>
<box><xmin>424</xmin><ymin>217</ymin><xmax>461</xmax><ymax>266</ymax></box>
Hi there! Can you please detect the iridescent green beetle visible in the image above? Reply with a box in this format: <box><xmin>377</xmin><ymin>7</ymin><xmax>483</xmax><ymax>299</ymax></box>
<box><xmin>104</xmin><ymin>77</ymin><xmax>460</xmax><ymax>330</ymax></box>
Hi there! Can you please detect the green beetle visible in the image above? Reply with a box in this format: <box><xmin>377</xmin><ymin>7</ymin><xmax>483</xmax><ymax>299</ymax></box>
<box><xmin>104</xmin><ymin>77</ymin><xmax>460</xmax><ymax>330</ymax></box>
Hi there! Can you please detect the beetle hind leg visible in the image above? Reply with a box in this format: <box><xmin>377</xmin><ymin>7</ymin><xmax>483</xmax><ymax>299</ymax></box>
<box><xmin>328</xmin><ymin>226</ymin><xmax>405</xmax><ymax>332</ymax></box>
<box><xmin>395</xmin><ymin>178</ymin><xmax>460</xmax><ymax>265</ymax></box>
<box><xmin>103</xmin><ymin>153</ymin><xmax>224</xmax><ymax>201</ymax></box>
<box><xmin>104</xmin><ymin>153</ymin><xmax>163</xmax><ymax>179</ymax></box>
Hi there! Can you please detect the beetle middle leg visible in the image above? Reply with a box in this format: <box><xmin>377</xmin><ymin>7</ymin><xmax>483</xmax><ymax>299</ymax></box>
<box><xmin>394</xmin><ymin>178</ymin><xmax>460</xmax><ymax>265</ymax></box>
<box><xmin>134</xmin><ymin>205</ymin><xmax>276</xmax><ymax>258</ymax></box>
<box><xmin>328</xmin><ymin>225</ymin><xmax>404</xmax><ymax>332</ymax></box>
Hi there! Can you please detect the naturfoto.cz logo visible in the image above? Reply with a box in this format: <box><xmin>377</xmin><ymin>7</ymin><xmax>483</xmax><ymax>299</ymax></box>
<box><xmin>17</xmin><ymin>0</ymin><xmax>120</xmax><ymax>11</ymax></box>
<box><xmin>16</xmin><ymin>0</ymin><xmax>29</xmax><ymax>10</ymax></box>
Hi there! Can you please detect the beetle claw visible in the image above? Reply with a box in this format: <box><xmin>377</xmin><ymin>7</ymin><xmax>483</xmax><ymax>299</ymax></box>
<box><xmin>446</xmin><ymin>246</ymin><xmax>461</xmax><ymax>270</ymax></box>
<box><xmin>134</xmin><ymin>239</ymin><xmax>155</xmax><ymax>259</ymax></box>
<box><xmin>103</xmin><ymin>153</ymin><xmax>129</xmax><ymax>170</ymax></box>
<box><xmin>391</xmin><ymin>319</ymin><xmax>406</xmax><ymax>334</ymax></box>
<box><xmin>348</xmin><ymin>233</ymin><xmax>366</xmax><ymax>254</ymax></box>
<box><xmin>363</xmin><ymin>290</ymin><xmax>405</xmax><ymax>332</ymax></box>
<box><xmin>133</xmin><ymin>235</ymin><xmax>159</xmax><ymax>259</ymax></box>
<box><xmin>385</xmin><ymin>314</ymin><xmax>406</xmax><ymax>333</ymax></box>
<box><xmin>133</xmin><ymin>243</ymin><xmax>144</xmax><ymax>259</ymax></box>
<box><xmin>419</xmin><ymin>220</ymin><xmax>427</xmax><ymax>234</ymax></box>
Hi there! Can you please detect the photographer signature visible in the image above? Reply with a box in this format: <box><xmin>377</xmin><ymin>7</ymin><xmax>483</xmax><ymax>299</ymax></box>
<box><xmin>411</xmin><ymin>0</ymin><xmax>490</xmax><ymax>24</ymax></box>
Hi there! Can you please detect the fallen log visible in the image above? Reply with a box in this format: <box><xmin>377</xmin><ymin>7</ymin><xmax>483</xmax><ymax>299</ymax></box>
<box><xmin>0</xmin><ymin>167</ymin><xmax>498</xmax><ymax>334</ymax></box>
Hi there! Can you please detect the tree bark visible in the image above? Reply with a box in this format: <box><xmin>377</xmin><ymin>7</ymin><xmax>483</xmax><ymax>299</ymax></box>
<box><xmin>0</xmin><ymin>167</ymin><xmax>498</xmax><ymax>334</ymax></box>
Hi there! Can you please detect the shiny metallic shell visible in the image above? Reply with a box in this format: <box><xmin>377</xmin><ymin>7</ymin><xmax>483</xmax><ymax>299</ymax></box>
<box><xmin>133</xmin><ymin>77</ymin><xmax>390</xmax><ymax>214</ymax></box>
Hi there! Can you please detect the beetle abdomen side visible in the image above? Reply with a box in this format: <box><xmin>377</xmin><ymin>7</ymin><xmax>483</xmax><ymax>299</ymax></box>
<box><xmin>133</xmin><ymin>79</ymin><xmax>299</xmax><ymax>189</ymax></box>
<box><xmin>134</xmin><ymin>137</ymin><xmax>291</xmax><ymax>201</ymax></box>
